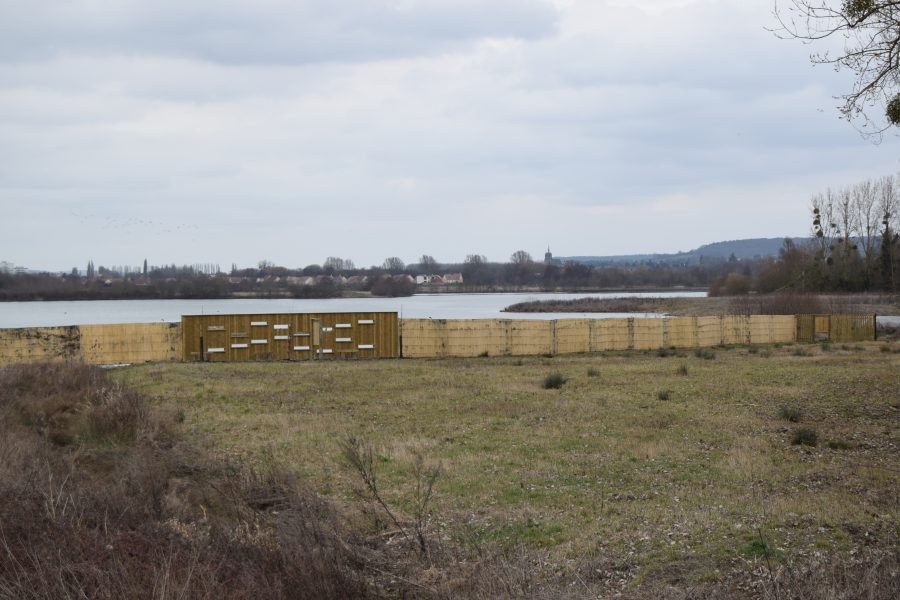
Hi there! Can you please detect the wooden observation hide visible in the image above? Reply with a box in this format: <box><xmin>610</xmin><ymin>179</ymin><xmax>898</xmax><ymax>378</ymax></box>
<box><xmin>181</xmin><ymin>312</ymin><xmax>399</xmax><ymax>362</ymax></box>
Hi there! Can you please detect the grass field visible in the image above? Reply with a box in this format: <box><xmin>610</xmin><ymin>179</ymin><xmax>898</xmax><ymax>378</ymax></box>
<box><xmin>116</xmin><ymin>342</ymin><xmax>900</xmax><ymax>593</ymax></box>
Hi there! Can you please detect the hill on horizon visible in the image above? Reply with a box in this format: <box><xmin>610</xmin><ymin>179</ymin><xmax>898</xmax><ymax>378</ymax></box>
<box><xmin>559</xmin><ymin>237</ymin><xmax>799</xmax><ymax>266</ymax></box>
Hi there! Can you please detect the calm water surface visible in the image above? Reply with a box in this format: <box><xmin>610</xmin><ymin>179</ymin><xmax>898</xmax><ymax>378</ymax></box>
<box><xmin>0</xmin><ymin>291</ymin><xmax>706</xmax><ymax>328</ymax></box>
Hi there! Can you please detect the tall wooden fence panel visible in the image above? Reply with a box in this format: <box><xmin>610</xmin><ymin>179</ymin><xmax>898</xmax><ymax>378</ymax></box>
<box><xmin>0</xmin><ymin>314</ymin><xmax>874</xmax><ymax>367</ymax></box>
<box><xmin>181</xmin><ymin>312</ymin><xmax>399</xmax><ymax>361</ymax></box>
<box><xmin>796</xmin><ymin>314</ymin><xmax>877</xmax><ymax>343</ymax></box>
<box><xmin>400</xmin><ymin>315</ymin><xmax>807</xmax><ymax>358</ymax></box>
<box><xmin>0</xmin><ymin>326</ymin><xmax>81</xmax><ymax>364</ymax></box>
<box><xmin>80</xmin><ymin>323</ymin><xmax>181</xmax><ymax>364</ymax></box>
<box><xmin>0</xmin><ymin>323</ymin><xmax>179</xmax><ymax>366</ymax></box>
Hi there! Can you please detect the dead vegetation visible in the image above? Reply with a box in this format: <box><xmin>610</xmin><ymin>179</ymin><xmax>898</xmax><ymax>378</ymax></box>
<box><xmin>503</xmin><ymin>293</ymin><xmax>900</xmax><ymax>316</ymax></box>
<box><xmin>0</xmin><ymin>360</ymin><xmax>898</xmax><ymax>598</ymax></box>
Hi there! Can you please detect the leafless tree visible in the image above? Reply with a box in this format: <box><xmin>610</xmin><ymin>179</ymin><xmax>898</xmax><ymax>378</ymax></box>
<box><xmin>509</xmin><ymin>250</ymin><xmax>533</xmax><ymax>265</ymax></box>
<box><xmin>382</xmin><ymin>256</ymin><xmax>405</xmax><ymax>272</ymax></box>
<box><xmin>418</xmin><ymin>254</ymin><xmax>438</xmax><ymax>270</ymax></box>
<box><xmin>774</xmin><ymin>1</ymin><xmax>900</xmax><ymax>135</ymax></box>
<box><xmin>324</xmin><ymin>257</ymin><xmax>354</xmax><ymax>272</ymax></box>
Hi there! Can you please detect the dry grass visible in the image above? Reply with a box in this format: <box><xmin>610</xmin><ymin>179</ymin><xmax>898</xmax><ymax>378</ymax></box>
<box><xmin>503</xmin><ymin>293</ymin><xmax>900</xmax><ymax>316</ymax></box>
<box><xmin>115</xmin><ymin>344</ymin><xmax>900</xmax><ymax>597</ymax></box>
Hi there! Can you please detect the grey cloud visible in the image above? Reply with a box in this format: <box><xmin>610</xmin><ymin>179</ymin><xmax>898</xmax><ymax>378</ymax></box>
<box><xmin>0</xmin><ymin>0</ymin><xmax>558</xmax><ymax>64</ymax></box>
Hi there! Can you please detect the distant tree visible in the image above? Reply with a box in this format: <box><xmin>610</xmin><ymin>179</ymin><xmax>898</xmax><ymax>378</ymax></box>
<box><xmin>509</xmin><ymin>250</ymin><xmax>533</xmax><ymax>265</ymax></box>
<box><xmin>86</xmin><ymin>260</ymin><xmax>95</xmax><ymax>278</ymax></box>
<box><xmin>370</xmin><ymin>274</ymin><xmax>416</xmax><ymax>297</ymax></box>
<box><xmin>560</xmin><ymin>261</ymin><xmax>591</xmax><ymax>287</ymax></box>
<box><xmin>231</xmin><ymin>263</ymin><xmax>238</xmax><ymax>275</ymax></box>
<box><xmin>258</xmin><ymin>260</ymin><xmax>275</xmax><ymax>270</ymax></box>
<box><xmin>464</xmin><ymin>254</ymin><xmax>487</xmax><ymax>266</ymax></box>
<box><xmin>382</xmin><ymin>257</ymin><xmax>405</xmax><ymax>272</ymax></box>
<box><xmin>70</xmin><ymin>267</ymin><xmax>79</xmax><ymax>277</ymax></box>
<box><xmin>880</xmin><ymin>217</ymin><xmax>899</xmax><ymax>291</ymax></box>
<box><xmin>142</xmin><ymin>258</ymin><xmax>148</xmax><ymax>276</ymax></box>
<box><xmin>324</xmin><ymin>257</ymin><xmax>350</xmax><ymax>272</ymax></box>
<box><xmin>709</xmin><ymin>272</ymin><xmax>752</xmax><ymax>296</ymax></box>
<box><xmin>418</xmin><ymin>255</ymin><xmax>438</xmax><ymax>270</ymax></box>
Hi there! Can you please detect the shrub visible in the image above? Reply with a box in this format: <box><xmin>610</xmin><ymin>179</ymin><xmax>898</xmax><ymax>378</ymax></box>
<box><xmin>657</xmin><ymin>390</ymin><xmax>672</xmax><ymax>401</ymax></box>
<box><xmin>708</xmin><ymin>272</ymin><xmax>751</xmax><ymax>297</ymax></box>
<box><xmin>694</xmin><ymin>348</ymin><xmax>716</xmax><ymax>360</ymax></box>
<box><xmin>792</xmin><ymin>427</ymin><xmax>818</xmax><ymax>447</ymax></box>
<box><xmin>542</xmin><ymin>373</ymin><xmax>567</xmax><ymax>389</ymax></box>
<box><xmin>676</xmin><ymin>365</ymin><xmax>689</xmax><ymax>376</ymax></box>
<box><xmin>741</xmin><ymin>535</ymin><xmax>778</xmax><ymax>558</ymax></box>
<box><xmin>792</xmin><ymin>347</ymin><xmax>813</xmax><ymax>357</ymax></box>
<box><xmin>586</xmin><ymin>368</ymin><xmax>600</xmax><ymax>377</ymax></box>
<box><xmin>656</xmin><ymin>347</ymin><xmax>677</xmax><ymax>358</ymax></box>
<box><xmin>779</xmin><ymin>406</ymin><xmax>802</xmax><ymax>423</ymax></box>
<box><xmin>748</xmin><ymin>345</ymin><xmax>759</xmax><ymax>354</ymax></box>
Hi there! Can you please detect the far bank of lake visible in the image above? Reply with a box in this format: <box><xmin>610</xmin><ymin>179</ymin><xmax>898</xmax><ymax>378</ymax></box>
<box><xmin>0</xmin><ymin>291</ymin><xmax>706</xmax><ymax>328</ymax></box>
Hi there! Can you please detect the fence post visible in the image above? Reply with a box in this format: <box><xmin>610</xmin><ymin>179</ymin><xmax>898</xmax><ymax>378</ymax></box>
<box><xmin>663</xmin><ymin>317</ymin><xmax>669</xmax><ymax>348</ymax></box>
<box><xmin>627</xmin><ymin>318</ymin><xmax>635</xmax><ymax>350</ymax></box>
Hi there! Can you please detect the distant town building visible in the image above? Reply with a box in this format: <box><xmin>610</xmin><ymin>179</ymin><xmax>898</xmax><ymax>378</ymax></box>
<box><xmin>415</xmin><ymin>273</ymin><xmax>464</xmax><ymax>286</ymax></box>
<box><xmin>543</xmin><ymin>247</ymin><xmax>561</xmax><ymax>266</ymax></box>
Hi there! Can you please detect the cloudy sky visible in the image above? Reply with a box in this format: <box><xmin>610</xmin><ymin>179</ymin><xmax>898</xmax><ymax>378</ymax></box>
<box><xmin>2</xmin><ymin>0</ymin><xmax>899</xmax><ymax>272</ymax></box>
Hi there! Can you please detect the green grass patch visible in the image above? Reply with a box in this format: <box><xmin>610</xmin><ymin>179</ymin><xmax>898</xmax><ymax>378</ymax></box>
<box><xmin>114</xmin><ymin>344</ymin><xmax>900</xmax><ymax>587</ymax></box>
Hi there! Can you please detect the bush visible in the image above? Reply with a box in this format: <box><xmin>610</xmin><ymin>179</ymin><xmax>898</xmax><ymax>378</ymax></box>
<box><xmin>779</xmin><ymin>406</ymin><xmax>802</xmax><ymax>423</ymax></box>
<box><xmin>676</xmin><ymin>364</ymin><xmax>689</xmax><ymax>376</ymax></box>
<box><xmin>656</xmin><ymin>390</ymin><xmax>672</xmax><ymax>401</ymax></box>
<box><xmin>586</xmin><ymin>367</ymin><xmax>600</xmax><ymax>377</ymax></box>
<box><xmin>694</xmin><ymin>348</ymin><xmax>716</xmax><ymax>360</ymax></box>
<box><xmin>708</xmin><ymin>272</ymin><xmax>752</xmax><ymax>297</ymax></box>
<box><xmin>542</xmin><ymin>373</ymin><xmax>567</xmax><ymax>389</ymax></box>
<box><xmin>792</xmin><ymin>427</ymin><xmax>818</xmax><ymax>447</ymax></box>
<box><xmin>741</xmin><ymin>535</ymin><xmax>778</xmax><ymax>558</ymax></box>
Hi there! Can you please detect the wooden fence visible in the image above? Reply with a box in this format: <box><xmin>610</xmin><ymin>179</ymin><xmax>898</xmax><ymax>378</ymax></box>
<box><xmin>0</xmin><ymin>314</ymin><xmax>876</xmax><ymax>367</ymax></box>
<box><xmin>181</xmin><ymin>312</ymin><xmax>399</xmax><ymax>361</ymax></box>
<box><xmin>0</xmin><ymin>323</ymin><xmax>180</xmax><ymax>366</ymax></box>
<box><xmin>400</xmin><ymin>315</ymin><xmax>798</xmax><ymax>358</ymax></box>
<box><xmin>795</xmin><ymin>314</ymin><xmax>876</xmax><ymax>343</ymax></box>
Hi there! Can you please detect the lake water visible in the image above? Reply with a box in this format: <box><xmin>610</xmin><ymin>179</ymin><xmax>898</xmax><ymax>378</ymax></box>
<box><xmin>0</xmin><ymin>291</ymin><xmax>706</xmax><ymax>328</ymax></box>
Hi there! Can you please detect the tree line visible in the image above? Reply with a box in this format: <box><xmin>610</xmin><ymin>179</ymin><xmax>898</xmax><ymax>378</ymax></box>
<box><xmin>711</xmin><ymin>174</ymin><xmax>900</xmax><ymax>295</ymax></box>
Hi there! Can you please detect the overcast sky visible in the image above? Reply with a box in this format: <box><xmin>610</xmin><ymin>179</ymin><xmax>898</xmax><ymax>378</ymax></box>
<box><xmin>2</xmin><ymin>0</ymin><xmax>899</xmax><ymax>272</ymax></box>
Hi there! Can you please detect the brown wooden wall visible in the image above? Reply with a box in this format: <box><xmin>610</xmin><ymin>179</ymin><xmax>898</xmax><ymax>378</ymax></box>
<box><xmin>796</xmin><ymin>314</ymin><xmax>876</xmax><ymax>343</ymax></box>
<box><xmin>181</xmin><ymin>312</ymin><xmax>399</xmax><ymax>361</ymax></box>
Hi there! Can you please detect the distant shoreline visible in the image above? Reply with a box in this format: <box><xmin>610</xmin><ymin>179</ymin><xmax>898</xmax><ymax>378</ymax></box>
<box><xmin>0</xmin><ymin>287</ymin><xmax>709</xmax><ymax>303</ymax></box>
<box><xmin>503</xmin><ymin>294</ymin><xmax>900</xmax><ymax>316</ymax></box>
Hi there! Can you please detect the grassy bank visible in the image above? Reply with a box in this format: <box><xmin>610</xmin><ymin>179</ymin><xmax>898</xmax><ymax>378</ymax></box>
<box><xmin>113</xmin><ymin>343</ymin><xmax>900</xmax><ymax>596</ymax></box>
<box><xmin>503</xmin><ymin>294</ymin><xmax>900</xmax><ymax>316</ymax></box>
